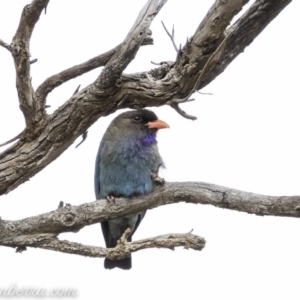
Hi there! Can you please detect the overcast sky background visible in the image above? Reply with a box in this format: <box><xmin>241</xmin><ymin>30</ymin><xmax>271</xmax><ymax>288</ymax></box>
<box><xmin>0</xmin><ymin>0</ymin><xmax>300</xmax><ymax>299</ymax></box>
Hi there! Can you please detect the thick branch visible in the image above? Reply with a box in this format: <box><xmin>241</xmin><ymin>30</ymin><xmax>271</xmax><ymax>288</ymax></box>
<box><xmin>0</xmin><ymin>0</ymin><xmax>291</xmax><ymax>195</ymax></box>
<box><xmin>196</xmin><ymin>0</ymin><xmax>292</xmax><ymax>89</ymax></box>
<box><xmin>164</xmin><ymin>0</ymin><xmax>249</xmax><ymax>109</ymax></box>
<box><xmin>11</xmin><ymin>0</ymin><xmax>49</xmax><ymax>128</ymax></box>
<box><xmin>1</xmin><ymin>181</ymin><xmax>300</xmax><ymax>243</ymax></box>
<box><xmin>1</xmin><ymin>180</ymin><xmax>299</xmax><ymax>257</ymax></box>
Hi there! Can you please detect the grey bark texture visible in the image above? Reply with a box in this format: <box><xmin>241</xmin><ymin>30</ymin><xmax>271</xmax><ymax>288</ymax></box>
<box><xmin>0</xmin><ymin>0</ymin><xmax>293</xmax><ymax>260</ymax></box>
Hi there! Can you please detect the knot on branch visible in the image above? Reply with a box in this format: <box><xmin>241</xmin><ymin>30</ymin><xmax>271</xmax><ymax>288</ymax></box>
<box><xmin>58</xmin><ymin>205</ymin><xmax>79</xmax><ymax>228</ymax></box>
<box><xmin>11</xmin><ymin>41</ymin><xmax>29</xmax><ymax>60</ymax></box>
<box><xmin>59</xmin><ymin>208</ymin><xmax>78</xmax><ymax>227</ymax></box>
<box><xmin>182</xmin><ymin>233</ymin><xmax>206</xmax><ymax>251</ymax></box>
<box><xmin>141</xmin><ymin>29</ymin><xmax>153</xmax><ymax>46</ymax></box>
<box><xmin>149</xmin><ymin>61</ymin><xmax>174</xmax><ymax>80</ymax></box>
<box><xmin>6</xmin><ymin>222</ymin><xmax>17</xmax><ymax>232</ymax></box>
<box><xmin>61</xmin><ymin>213</ymin><xmax>76</xmax><ymax>226</ymax></box>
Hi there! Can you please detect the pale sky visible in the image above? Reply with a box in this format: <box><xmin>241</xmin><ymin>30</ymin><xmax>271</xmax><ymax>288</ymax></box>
<box><xmin>0</xmin><ymin>1</ymin><xmax>300</xmax><ymax>299</ymax></box>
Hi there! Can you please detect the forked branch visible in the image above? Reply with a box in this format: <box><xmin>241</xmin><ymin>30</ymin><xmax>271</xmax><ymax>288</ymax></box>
<box><xmin>11</xmin><ymin>0</ymin><xmax>50</xmax><ymax>128</ymax></box>
<box><xmin>10</xmin><ymin>231</ymin><xmax>205</xmax><ymax>260</ymax></box>
<box><xmin>1</xmin><ymin>181</ymin><xmax>299</xmax><ymax>257</ymax></box>
<box><xmin>0</xmin><ymin>0</ymin><xmax>292</xmax><ymax>196</ymax></box>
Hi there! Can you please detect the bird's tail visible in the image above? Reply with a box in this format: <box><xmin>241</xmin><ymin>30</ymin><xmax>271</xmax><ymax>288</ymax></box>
<box><xmin>104</xmin><ymin>256</ymin><xmax>131</xmax><ymax>270</ymax></box>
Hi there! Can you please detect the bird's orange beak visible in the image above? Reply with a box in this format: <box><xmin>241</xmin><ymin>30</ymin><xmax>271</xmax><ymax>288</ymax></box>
<box><xmin>145</xmin><ymin>119</ymin><xmax>169</xmax><ymax>129</ymax></box>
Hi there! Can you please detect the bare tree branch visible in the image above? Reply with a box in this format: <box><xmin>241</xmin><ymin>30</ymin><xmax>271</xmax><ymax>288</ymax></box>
<box><xmin>29</xmin><ymin>58</ymin><xmax>38</xmax><ymax>64</ymax></box>
<box><xmin>0</xmin><ymin>0</ymin><xmax>292</xmax><ymax>196</ymax></box>
<box><xmin>0</xmin><ymin>39</ymin><xmax>11</xmax><ymax>52</ymax></box>
<box><xmin>161</xmin><ymin>21</ymin><xmax>178</xmax><ymax>53</ymax></box>
<box><xmin>1</xmin><ymin>180</ymin><xmax>299</xmax><ymax>257</ymax></box>
<box><xmin>163</xmin><ymin>0</ymin><xmax>249</xmax><ymax>107</ymax></box>
<box><xmin>0</xmin><ymin>130</ymin><xmax>24</xmax><ymax>147</ymax></box>
<box><xmin>169</xmin><ymin>103</ymin><xmax>197</xmax><ymax>120</ymax></box>
<box><xmin>11</xmin><ymin>0</ymin><xmax>50</xmax><ymax>129</ymax></box>
<box><xmin>35</xmin><ymin>46</ymin><xmax>119</xmax><ymax>106</ymax></box>
<box><xmin>1</xmin><ymin>181</ymin><xmax>300</xmax><ymax>240</ymax></box>
<box><xmin>72</xmin><ymin>84</ymin><xmax>81</xmax><ymax>96</ymax></box>
<box><xmin>35</xmin><ymin>33</ymin><xmax>154</xmax><ymax>107</ymax></box>
<box><xmin>95</xmin><ymin>0</ymin><xmax>167</xmax><ymax>90</ymax></box>
<box><xmin>75</xmin><ymin>131</ymin><xmax>88</xmax><ymax>148</ymax></box>
<box><xmin>6</xmin><ymin>231</ymin><xmax>205</xmax><ymax>260</ymax></box>
<box><xmin>196</xmin><ymin>0</ymin><xmax>292</xmax><ymax>90</ymax></box>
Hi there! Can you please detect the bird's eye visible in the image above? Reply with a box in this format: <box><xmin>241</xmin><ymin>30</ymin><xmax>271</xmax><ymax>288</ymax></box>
<box><xmin>132</xmin><ymin>115</ymin><xmax>142</xmax><ymax>122</ymax></box>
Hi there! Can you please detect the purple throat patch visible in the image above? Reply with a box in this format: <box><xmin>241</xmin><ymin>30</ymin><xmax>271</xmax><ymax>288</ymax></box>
<box><xmin>142</xmin><ymin>133</ymin><xmax>157</xmax><ymax>146</ymax></box>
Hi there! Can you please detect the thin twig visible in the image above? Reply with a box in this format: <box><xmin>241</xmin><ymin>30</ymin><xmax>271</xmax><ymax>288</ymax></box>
<box><xmin>0</xmin><ymin>131</ymin><xmax>23</xmax><ymax>147</ymax></box>
<box><xmin>151</xmin><ymin>61</ymin><xmax>162</xmax><ymax>66</ymax></box>
<box><xmin>161</xmin><ymin>21</ymin><xmax>178</xmax><ymax>53</ymax></box>
<box><xmin>73</xmin><ymin>84</ymin><xmax>81</xmax><ymax>95</ymax></box>
<box><xmin>177</xmin><ymin>43</ymin><xmax>182</xmax><ymax>59</ymax></box>
<box><xmin>170</xmin><ymin>103</ymin><xmax>197</xmax><ymax>120</ymax></box>
<box><xmin>75</xmin><ymin>131</ymin><xmax>88</xmax><ymax>148</ymax></box>
<box><xmin>30</xmin><ymin>58</ymin><xmax>38</xmax><ymax>64</ymax></box>
<box><xmin>57</xmin><ymin>201</ymin><xmax>64</xmax><ymax>209</ymax></box>
<box><xmin>197</xmin><ymin>91</ymin><xmax>213</xmax><ymax>95</ymax></box>
<box><xmin>0</xmin><ymin>39</ymin><xmax>11</xmax><ymax>52</ymax></box>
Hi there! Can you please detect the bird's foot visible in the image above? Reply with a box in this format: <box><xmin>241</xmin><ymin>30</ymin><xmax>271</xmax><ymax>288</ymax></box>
<box><xmin>151</xmin><ymin>172</ymin><xmax>165</xmax><ymax>186</ymax></box>
<box><xmin>151</xmin><ymin>163</ymin><xmax>165</xmax><ymax>186</ymax></box>
<box><xmin>107</xmin><ymin>195</ymin><xmax>116</xmax><ymax>204</ymax></box>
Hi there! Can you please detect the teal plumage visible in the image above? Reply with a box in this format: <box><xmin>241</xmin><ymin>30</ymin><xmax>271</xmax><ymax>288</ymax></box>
<box><xmin>94</xmin><ymin>109</ymin><xmax>168</xmax><ymax>269</ymax></box>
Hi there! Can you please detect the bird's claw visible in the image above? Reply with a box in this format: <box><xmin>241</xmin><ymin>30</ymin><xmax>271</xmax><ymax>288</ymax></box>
<box><xmin>151</xmin><ymin>172</ymin><xmax>165</xmax><ymax>186</ymax></box>
<box><xmin>107</xmin><ymin>195</ymin><xmax>116</xmax><ymax>204</ymax></box>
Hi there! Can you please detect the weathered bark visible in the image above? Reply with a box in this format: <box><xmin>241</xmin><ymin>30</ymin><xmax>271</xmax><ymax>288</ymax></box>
<box><xmin>9</xmin><ymin>231</ymin><xmax>205</xmax><ymax>261</ymax></box>
<box><xmin>0</xmin><ymin>0</ymin><xmax>294</xmax><ymax>260</ymax></box>
<box><xmin>0</xmin><ymin>181</ymin><xmax>299</xmax><ymax>258</ymax></box>
<box><xmin>0</xmin><ymin>0</ymin><xmax>291</xmax><ymax>195</ymax></box>
<box><xmin>12</xmin><ymin>0</ymin><xmax>50</xmax><ymax>128</ymax></box>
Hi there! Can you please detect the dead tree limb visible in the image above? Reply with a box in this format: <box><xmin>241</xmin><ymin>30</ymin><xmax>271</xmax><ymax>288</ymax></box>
<box><xmin>0</xmin><ymin>0</ymin><xmax>292</xmax><ymax>196</ymax></box>
<box><xmin>1</xmin><ymin>181</ymin><xmax>299</xmax><ymax>257</ymax></box>
<box><xmin>10</xmin><ymin>231</ymin><xmax>205</xmax><ymax>260</ymax></box>
<box><xmin>11</xmin><ymin>0</ymin><xmax>50</xmax><ymax>128</ymax></box>
<box><xmin>0</xmin><ymin>39</ymin><xmax>11</xmax><ymax>52</ymax></box>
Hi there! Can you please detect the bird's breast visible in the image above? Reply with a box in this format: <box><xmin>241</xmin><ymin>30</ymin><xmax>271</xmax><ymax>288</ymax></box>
<box><xmin>99</xmin><ymin>142</ymin><xmax>161</xmax><ymax>198</ymax></box>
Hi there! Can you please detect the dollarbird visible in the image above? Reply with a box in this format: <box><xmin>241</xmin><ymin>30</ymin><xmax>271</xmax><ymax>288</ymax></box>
<box><xmin>94</xmin><ymin>109</ymin><xmax>169</xmax><ymax>270</ymax></box>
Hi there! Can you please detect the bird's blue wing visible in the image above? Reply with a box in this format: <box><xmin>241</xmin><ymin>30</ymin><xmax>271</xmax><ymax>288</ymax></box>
<box><xmin>131</xmin><ymin>211</ymin><xmax>146</xmax><ymax>236</ymax></box>
<box><xmin>94</xmin><ymin>142</ymin><xmax>111</xmax><ymax>247</ymax></box>
<box><xmin>94</xmin><ymin>143</ymin><xmax>102</xmax><ymax>199</ymax></box>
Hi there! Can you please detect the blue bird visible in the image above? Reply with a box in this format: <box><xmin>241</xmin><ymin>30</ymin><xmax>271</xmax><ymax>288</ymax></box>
<box><xmin>94</xmin><ymin>109</ymin><xmax>169</xmax><ymax>270</ymax></box>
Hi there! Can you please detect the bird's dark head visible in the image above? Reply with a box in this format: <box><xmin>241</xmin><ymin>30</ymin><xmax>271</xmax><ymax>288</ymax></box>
<box><xmin>112</xmin><ymin>109</ymin><xmax>169</xmax><ymax>131</ymax></box>
<box><xmin>108</xmin><ymin>109</ymin><xmax>169</xmax><ymax>146</ymax></box>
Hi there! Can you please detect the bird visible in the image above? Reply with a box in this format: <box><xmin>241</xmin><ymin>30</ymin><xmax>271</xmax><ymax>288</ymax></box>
<box><xmin>94</xmin><ymin>109</ymin><xmax>169</xmax><ymax>270</ymax></box>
